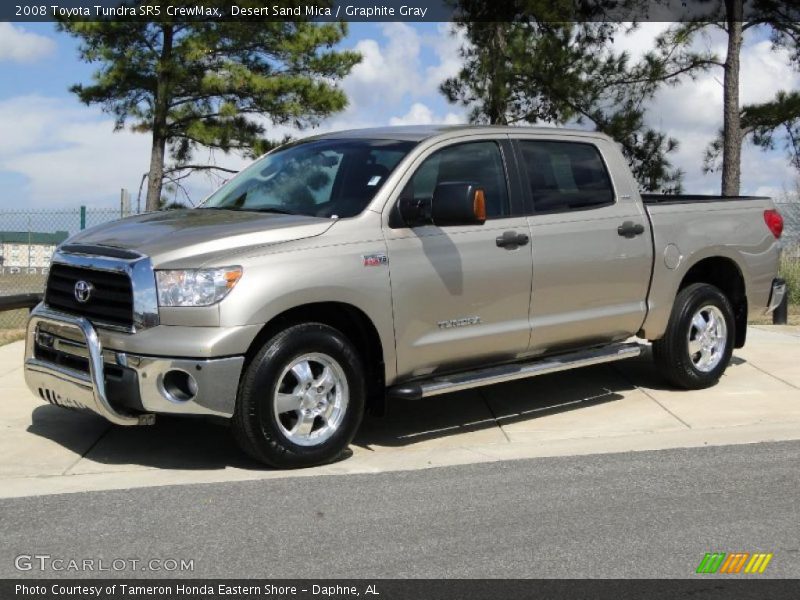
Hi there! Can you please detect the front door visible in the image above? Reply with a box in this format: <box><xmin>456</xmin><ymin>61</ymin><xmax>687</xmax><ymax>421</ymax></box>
<box><xmin>384</xmin><ymin>138</ymin><xmax>534</xmax><ymax>379</ymax></box>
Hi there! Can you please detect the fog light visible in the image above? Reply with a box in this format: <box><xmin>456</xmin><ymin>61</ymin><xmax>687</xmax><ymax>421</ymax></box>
<box><xmin>161</xmin><ymin>370</ymin><xmax>198</xmax><ymax>402</ymax></box>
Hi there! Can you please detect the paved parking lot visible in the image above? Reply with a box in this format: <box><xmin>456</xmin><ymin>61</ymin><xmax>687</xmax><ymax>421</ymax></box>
<box><xmin>1</xmin><ymin>325</ymin><xmax>798</xmax><ymax>499</ymax></box>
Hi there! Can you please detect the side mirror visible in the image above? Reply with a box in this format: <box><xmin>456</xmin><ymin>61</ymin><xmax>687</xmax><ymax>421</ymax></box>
<box><xmin>431</xmin><ymin>182</ymin><xmax>486</xmax><ymax>226</ymax></box>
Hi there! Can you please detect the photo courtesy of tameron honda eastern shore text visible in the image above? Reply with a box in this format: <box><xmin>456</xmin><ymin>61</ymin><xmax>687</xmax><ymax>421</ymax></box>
<box><xmin>23</xmin><ymin>126</ymin><xmax>786</xmax><ymax>468</ymax></box>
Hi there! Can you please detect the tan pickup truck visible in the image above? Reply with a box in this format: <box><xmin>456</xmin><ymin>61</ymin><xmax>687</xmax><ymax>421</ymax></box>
<box><xmin>24</xmin><ymin>125</ymin><xmax>786</xmax><ymax>467</ymax></box>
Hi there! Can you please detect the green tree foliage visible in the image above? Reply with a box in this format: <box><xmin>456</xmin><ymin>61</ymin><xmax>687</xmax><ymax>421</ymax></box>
<box><xmin>60</xmin><ymin>1</ymin><xmax>360</xmax><ymax>210</ymax></box>
<box><xmin>747</xmin><ymin>91</ymin><xmax>800</xmax><ymax>170</ymax></box>
<box><xmin>671</xmin><ymin>2</ymin><xmax>800</xmax><ymax>195</ymax></box>
<box><xmin>704</xmin><ymin>88</ymin><xmax>800</xmax><ymax>177</ymax></box>
<box><xmin>441</xmin><ymin>7</ymin><xmax>712</xmax><ymax>193</ymax></box>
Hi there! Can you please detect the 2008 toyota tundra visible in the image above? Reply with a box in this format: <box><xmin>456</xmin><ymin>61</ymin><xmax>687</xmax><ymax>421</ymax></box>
<box><xmin>24</xmin><ymin>126</ymin><xmax>787</xmax><ymax>467</ymax></box>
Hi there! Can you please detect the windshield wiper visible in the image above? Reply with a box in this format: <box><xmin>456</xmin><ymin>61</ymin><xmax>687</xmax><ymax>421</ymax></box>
<box><xmin>248</xmin><ymin>207</ymin><xmax>297</xmax><ymax>215</ymax></box>
<box><xmin>198</xmin><ymin>206</ymin><xmax>297</xmax><ymax>215</ymax></box>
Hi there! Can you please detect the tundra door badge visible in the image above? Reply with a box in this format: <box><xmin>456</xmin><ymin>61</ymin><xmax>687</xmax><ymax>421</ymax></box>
<box><xmin>362</xmin><ymin>253</ymin><xmax>388</xmax><ymax>267</ymax></box>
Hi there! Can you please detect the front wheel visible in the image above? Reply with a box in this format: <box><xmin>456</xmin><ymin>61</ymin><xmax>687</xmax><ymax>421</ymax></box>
<box><xmin>652</xmin><ymin>283</ymin><xmax>735</xmax><ymax>390</ymax></box>
<box><xmin>232</xmin><ymin>323</ymin><xmax>365</xmax><ymax>468</ymax></box>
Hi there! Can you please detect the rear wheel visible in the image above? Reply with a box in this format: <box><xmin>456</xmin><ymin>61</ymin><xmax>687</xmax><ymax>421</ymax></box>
<box><xmin>652</xmin><ymin>283</ymin><xmax>735</xmax><ymax>389</ymax></box>
<box><xmin>232</xmin><ymin>323</ymin><xmax>365</xmax><ymax>468</ymax></box>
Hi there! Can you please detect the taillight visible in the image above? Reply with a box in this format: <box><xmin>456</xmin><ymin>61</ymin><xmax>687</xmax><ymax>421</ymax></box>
<box><xmin>764</xmin><ymin>209</ymin><xmax>783</xmax><ymax>239</ymax></box>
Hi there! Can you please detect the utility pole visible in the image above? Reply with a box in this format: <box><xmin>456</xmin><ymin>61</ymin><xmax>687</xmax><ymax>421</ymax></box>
<box><xmin>120</xmin><ymin>188</ymin><xmax>131</xmax><ymax>218</ymax></box>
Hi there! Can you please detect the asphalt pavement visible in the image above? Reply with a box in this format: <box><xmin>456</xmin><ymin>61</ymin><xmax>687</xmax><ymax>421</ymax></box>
<box><xmin>2</xmin><ymin>440</ymin><xmax>798</xmax><ymax>579</ymax></box>
<box><xmin>2</xmin><ymin>326</ymin><xmax>800</xmax><ymax>498</ymax></box>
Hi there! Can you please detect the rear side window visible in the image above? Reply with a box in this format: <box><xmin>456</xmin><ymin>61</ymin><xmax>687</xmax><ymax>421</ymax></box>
<box><xmin>518</xmin><ymin>141</ymin><xmax>614</xmax><ymax>213</ymax></box>
<box><xmin>404</xmin><ymin>141</ymin><xmax>510</xmax><ymax>218</ymax></box>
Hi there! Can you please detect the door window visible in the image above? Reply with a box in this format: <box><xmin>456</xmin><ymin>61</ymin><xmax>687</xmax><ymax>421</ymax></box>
<box><xmin>518</xmin><ymin>141</ymin><xmax>614</xmax><ymax>213</ymax></box>
<box><xmin>404</xmin><ymin>141</ymin><xmax>510</xmax><ymax>218</ymax></box>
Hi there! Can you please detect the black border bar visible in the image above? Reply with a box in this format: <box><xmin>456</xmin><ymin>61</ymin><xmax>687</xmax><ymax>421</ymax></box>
<box><xmin>5</xmin><ymin>579</ymin><xmax>800</xmax><ymax>600</ymax></box>
<box><xmin>5</xmin><ymin>1</ymin><xmax>800</xmax><ymax>23</ymax></box>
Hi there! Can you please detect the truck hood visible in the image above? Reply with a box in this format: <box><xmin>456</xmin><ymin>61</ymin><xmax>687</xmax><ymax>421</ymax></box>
<box><xmin>64</xmin><ymin>209</ymin><xmax>335</xmax><ymax>266</ymax></box>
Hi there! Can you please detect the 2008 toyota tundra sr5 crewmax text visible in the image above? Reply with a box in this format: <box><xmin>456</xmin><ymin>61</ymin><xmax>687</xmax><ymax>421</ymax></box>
<box><xmin>24</xmin><ymin>126</ymin><xmax>787</xmax><ymax>467</ymax></box>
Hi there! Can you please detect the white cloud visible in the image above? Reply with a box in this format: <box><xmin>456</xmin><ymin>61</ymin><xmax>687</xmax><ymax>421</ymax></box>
<box><xmin>0</xmin><ymin>96</ymin><xmax>151</xmax><ymax>209</ymax></box>
<box><xmin>421</xmin><ymin>23</ymin><xmax>467</xmax><ymax>95</ymax></box>
<box><xmin>739</xmin><ymin>142</ymin><xmax>798</xmax><ymax>196</ymax></box>
<box><xmin>389</xmin><ymin>102</ymin><xmax>464</xmax><ymax>126</ymax></box>
<box><xmin>740</xmin><ymin>40</ymin><xmax>800</xmax><ymax>105</ymax></box>
<box><xmin>611</xmin><ymin>22</ymin><xmax>672</xmax><ymax>61</ymax></box>
<box><xmin>344</xmin><ymin>23</ymin><xmax>423</xmax><ymax>107</ymax></box>
<box><xmin>342</xmin><ymin>22</ymin><xmax>468</xmax><ymax>111</ymax></box>
<box><xmin>0</xmin><ymin>24</ymin><xmax>56</xmax><ymax>63</ymax></box>
<box><xmin>630</xmin><ymin>27</ymin><xmax>800</xmax><ymax>194</ymax></box>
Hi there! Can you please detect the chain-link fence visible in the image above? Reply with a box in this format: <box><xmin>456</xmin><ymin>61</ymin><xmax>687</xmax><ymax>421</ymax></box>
<box><xmin>776</xmin><ymin>198</ymin><xmax>800</xmax><ymax>247</ymax></box>
<box><xmin>775</xmin><ymin>199</ymin><xmax>800</xmax><ymax>307</ymax></box>
<box><xmin>0</xmin><ymin>207</ymin><xmax>131</xmax><ymax>329</ymax></box>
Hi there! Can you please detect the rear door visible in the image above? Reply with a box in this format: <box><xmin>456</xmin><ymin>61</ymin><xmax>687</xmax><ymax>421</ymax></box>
<box><xmin>383</xmin><ymin>136</ymin><xmax>534</xmax><ymax>379</ymax></box>
<box><xmin>513</xmin><ymin>136</ymin><xmax>652</xmax><ymax>355</ymax></box>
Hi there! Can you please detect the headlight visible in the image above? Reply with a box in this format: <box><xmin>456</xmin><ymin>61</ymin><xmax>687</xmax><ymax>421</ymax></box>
<box><xmin>156</xmin><ymin>267</ymin><xmax>242</xmax><ymax>307</ymax></box>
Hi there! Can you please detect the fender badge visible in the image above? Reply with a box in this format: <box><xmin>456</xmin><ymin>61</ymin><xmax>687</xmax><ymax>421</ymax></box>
<box><xmin>437</xmin><ymin>316</ymin><xmax>482</xmax><ymax>329</ymax></box>
<box><xmin>363</xmin><ymin>253</ymin><xmax>388</xmax><ymax>267</ymax></box>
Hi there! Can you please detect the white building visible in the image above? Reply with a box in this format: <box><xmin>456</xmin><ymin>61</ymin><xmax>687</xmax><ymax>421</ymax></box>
<box><xmin>0</xmin><ymin>231</ymin><xmax>69</xmax><ymax>270</ymax></box>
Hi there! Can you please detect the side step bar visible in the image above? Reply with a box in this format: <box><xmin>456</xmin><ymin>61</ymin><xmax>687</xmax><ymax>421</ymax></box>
<box><xmin>388</xmin><ymin>342</ymin><xmax>643</xmax><ymax>401</ymax></box>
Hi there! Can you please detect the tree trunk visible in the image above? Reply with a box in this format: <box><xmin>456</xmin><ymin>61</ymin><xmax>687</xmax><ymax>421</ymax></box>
<box><xmin>145</xmin><ymin>24</ymin><xmax>174</xmax><ymax>212</ymax></box>
<box><xmin>487</xmin><ymin>23</ymin><xmax>508</xmax><ymax>125</ymax></box>
<box><xmin>721</xmin><ymin>0</ymin><xmax>743</xmax><ymax>196</ymax></box>
<box><xmin>145</xmin><ymin>134</ymin><xmax>166</xmax><ymax>212</ymax></box>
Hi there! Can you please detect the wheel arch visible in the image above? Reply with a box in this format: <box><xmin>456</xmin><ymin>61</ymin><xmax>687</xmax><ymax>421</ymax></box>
<box><xmin>243</xmin><ymin>302</ymin><xmax>387</xmax><ymax>414</ymax></box>
<box><xmin>676</xmin><ymin>256</ymin><xmax>748</xmax><ymax>348</ymax></box>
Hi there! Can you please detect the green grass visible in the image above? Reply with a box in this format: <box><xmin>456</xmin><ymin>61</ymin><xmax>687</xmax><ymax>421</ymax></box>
<box><xmin>749</xmin><ymin>305</ymin><xmax>800</xmax><ymax>326</ymax></box>
<box><xmin>0</xmin><ymin>309</ymin><xmax>28</xmax><ymax>330</ymax></box>
<box><xmin>0</xmin><ymin>268</ymin><xmax>47</xmax><ymax>330</ymax></box>
<box><xmin>780</xmin><ymin>253</ymin><xmax>800</xmax><ymax>306</ymax></box>
<box><xmin>0</xmin><ymin>272</ymin><xmax>45</xmax><ymax>332</ymax></box>
<box><xmin>0</xmin><ymin>328</ymin><xmax>25</xmax><ymax>346</ymax></box>
<box><xmin>0</xmin><ymin>272</ymin><xmax>47</xmax><ymax>296</ymax></box>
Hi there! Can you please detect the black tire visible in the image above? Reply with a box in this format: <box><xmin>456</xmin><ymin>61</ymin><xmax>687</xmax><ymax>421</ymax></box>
<box><xmin>652</xmin><ymin>283</ymin><xmax>735</xmax><ymax>390</ymax></box>
<box><xmin>232</xmin><ymin>323</ymin><xmax>365</xmax><ymax>468</ymax></box>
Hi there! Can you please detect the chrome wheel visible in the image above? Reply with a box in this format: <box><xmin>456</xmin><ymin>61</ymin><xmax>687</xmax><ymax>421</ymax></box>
<box><xmin>687</xmin><ymin>305</ymin><xmax>727</xmax><ymax>373</ymax></box>
<box><xmin>272</xmin><ymin>353</ymin><xmax>349</xmax><ymax>447</ymax></box>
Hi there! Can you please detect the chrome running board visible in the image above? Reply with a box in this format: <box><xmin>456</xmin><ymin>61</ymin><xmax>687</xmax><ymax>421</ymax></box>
<box><xmin>388</xmin><ymin>342</ymin><xmax>643</xmax><ymax>401</ymax></box>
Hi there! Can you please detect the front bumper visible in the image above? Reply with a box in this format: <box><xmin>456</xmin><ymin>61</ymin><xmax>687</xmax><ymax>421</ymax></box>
<box><xmin>24</xmin><ymin>305</ymin><xmax>244</xmax><ymax>425</ymax></box>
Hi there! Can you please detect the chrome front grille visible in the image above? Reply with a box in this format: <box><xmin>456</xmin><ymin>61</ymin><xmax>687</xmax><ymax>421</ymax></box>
<box><xmin>45</xmin><ymin>263</ymin><xmax>134</xmax><ymax>329</ymax></box>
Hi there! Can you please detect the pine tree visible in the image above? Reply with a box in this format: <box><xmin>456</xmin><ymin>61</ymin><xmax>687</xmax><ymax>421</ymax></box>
<box><xmin>746</xmin><ymin>91</ymin><xmax>800</xmax><ymax>171</ymax></box>
<box><xmin>61</xmin><ymin>1</ymin><xmax>360</xmax><ymax>210</ymax></box>
<box><xmin>672</xmin><ymin>1</ymin><xmax>800</xmax><ymax>194</ymax></box>
<box><xmin>441</xmin><ymin>8</ymin><xmax>713</xmax><ymax>193</ymax></box>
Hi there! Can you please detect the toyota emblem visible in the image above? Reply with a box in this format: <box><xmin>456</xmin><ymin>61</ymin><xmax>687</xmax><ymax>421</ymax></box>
<box><xmin>74</xmin><ymin>280</ymin><xmax>93</xmax><ymax>303</ymax></box>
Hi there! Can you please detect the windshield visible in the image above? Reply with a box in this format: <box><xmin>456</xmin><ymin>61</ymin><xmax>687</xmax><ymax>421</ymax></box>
<box><xmin>200</xmin><ymin>138</ymin><xmax>416</xmax><ymax>218</ymax></box>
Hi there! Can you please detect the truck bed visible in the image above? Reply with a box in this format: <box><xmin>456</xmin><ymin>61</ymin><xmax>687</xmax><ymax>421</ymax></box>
<box><xmin>641</xmin><ymin>194</ymin><xmax>770</xmax><ymax>205</ymax></box>
<box><xmin>639</xmin><ymin>193</ymin><xmax>778</xmax><ymax>341</ymax></box>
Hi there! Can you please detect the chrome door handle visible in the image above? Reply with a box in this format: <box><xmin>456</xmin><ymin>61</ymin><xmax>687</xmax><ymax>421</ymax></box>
<box><xmin>617</xmin><ymin>221</ymin><xmax>645</xmax><ymax>238</ymax></box>
<box><xmin>496</xmin><ymin>231</ymin><xmax>530</xmax><ymax>249</ymax></box>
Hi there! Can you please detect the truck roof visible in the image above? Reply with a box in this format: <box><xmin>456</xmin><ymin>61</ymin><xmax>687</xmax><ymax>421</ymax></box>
<box><xmin>309</xmin><ymin>124</ymin><xmax>613</xmax><ymax>143</ymax></box>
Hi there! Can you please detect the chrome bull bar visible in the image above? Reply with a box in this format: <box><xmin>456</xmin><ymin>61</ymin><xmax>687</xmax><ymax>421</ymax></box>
<box><xmin>24</xmin><ymin>304</ymin><xmax>154</xmax><ymax>426</ymax></box>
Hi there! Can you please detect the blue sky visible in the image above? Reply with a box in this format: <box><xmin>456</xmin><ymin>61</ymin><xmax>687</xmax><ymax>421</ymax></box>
<box><xmin>0</xmin><ymin>21</ymin><xmax>797</xmax><ymax>212</ymax></box>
